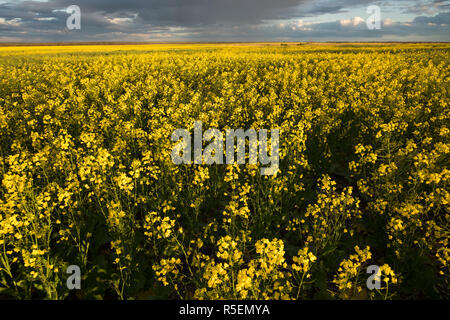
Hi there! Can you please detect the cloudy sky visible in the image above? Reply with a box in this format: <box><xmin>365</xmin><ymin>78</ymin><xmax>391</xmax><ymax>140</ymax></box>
<box><xmin>0</xmin><ymin>0</ymin><xmax>449</xmax><ymax>42</ymax></box>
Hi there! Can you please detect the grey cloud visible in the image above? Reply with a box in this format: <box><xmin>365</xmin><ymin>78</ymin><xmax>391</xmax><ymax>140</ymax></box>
<box><xmin>413</xmin><ymin>10</ymin><xmax>450</xmax><ymax>24</ymax></box>
<box><xmin>2</xmin><ymin>0</ymin><xmax>309</xmax><ymax>27</ymax></box>
<box><xmin>0</xmin><ymin>0</ymin><xmax>449</xmax><ymax>42</ymax></box>
<box><xmin>404</xmin><ymin>0</ymin><xmax>450</xmax><ymax>15</ymax></box>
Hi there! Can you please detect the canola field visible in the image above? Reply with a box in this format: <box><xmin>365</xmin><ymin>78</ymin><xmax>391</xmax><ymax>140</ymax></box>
<box><xmin>0</xmin><ymin>43</ymin><xmax>448</xmax><ymax>300</ymax></box>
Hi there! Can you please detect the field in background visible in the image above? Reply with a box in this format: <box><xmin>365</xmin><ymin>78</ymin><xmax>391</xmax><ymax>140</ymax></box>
<box><xmin>1</xmin><ymin>42</ymin><xmax>449</xmax><ymax>56</ymax></box>
<box><xmin>0</xmin><ymin>43</ymin><xmax>448</xmax><ymax>299</ymax></box>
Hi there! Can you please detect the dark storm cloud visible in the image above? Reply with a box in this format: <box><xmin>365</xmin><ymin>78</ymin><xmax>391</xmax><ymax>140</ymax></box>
<box><xmin>0</xmin><ymin>0</ymin><xmax>449</xmax><ymax>42</ymax></box>
<box><xmin>0</xmin><ymin>0</ymin><xmax>379</xmax><ymax>30</ymax></box>
<box><xmin>0</xmin><ymin>0</ymin><xmax>311</xmax><ymax>41</ymax></box>
<box><xmin>1</xmin><ymin>0</ymin><xmax>310</xmax><ymax>27</ymax></box>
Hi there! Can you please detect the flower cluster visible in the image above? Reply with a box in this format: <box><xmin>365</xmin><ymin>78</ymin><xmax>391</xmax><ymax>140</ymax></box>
<box><xmin>0</xmin><ymin>43</ymin><xmax>448</xmax><ymax>299</ymax></box>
